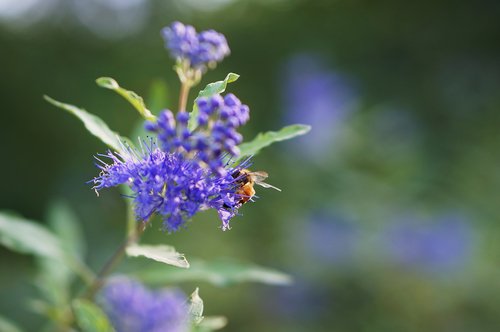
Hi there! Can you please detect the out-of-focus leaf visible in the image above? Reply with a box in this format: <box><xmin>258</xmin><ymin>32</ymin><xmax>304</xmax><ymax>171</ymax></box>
<box><xmin>126</xmin><ymin>244</ymin><xmax>190</xmax><ymax>268</ymax></box>
<box><xmin>96</xmin><ymin>77</ymin><xmax>156</xmax><ymax>121</ymax></box>
<box><xmin>189</xmin><ymin>288</ymin><xmax>204</xmax><ymax>325</ymax></box>
<box><xmin>46</xmin><ymin>200</ymin><xmax>85</xmax><ymax>259</ymax></box>
<box><xmin>0</xmin><ymin>212</ymin><xmax>64</xmax><ymax>260</ymax></box>
<box><xmin>147</xmin><ymin>79</ymin><xmax>169</xmax><ymax>115</ymax></box>
<box><xmin>188</xmin><ymin>73</ymin><xmax>240</xmax><ymax>131</ymax></box>
<box><xmin>29</xmin><ymin>297</ymin><xmax>71</xmax><ymax>330</ymax></box>
<box><xmin>135</xmin><ymin>258</ymin><xmax>292</xmax><ymax>287</ymax></box>
<box><xmin>44</xmin><ymin>96</ymin><xmax>130</xmax><ymax>154</ymax></box>
<box><xmin>0</xmin><ymin>315</ymin><xmax>23</xmax><ymax>332</ymax></box>
<box><xmin>35</xmin><ymin>200</ymin><xmax>86</xmax><ymax>309</ymax></box>
<box><xmin>72</xmin><ymin>299</ymin><xmax>115</xmax><ymax>332</ymax></box>
<box><xmin>238</xmin><ymin>124</ymin><xmax>311</xmax><ymax>160</ymax></box>
<box><xmin>35</xmin><ymin>258</ymin><xmax>71</xmax><ymax>311</ymax></box>
<box><xmin>194</xmin><ymin>316</ymin><xmax>228</xmax><ymax>332</ymax></box>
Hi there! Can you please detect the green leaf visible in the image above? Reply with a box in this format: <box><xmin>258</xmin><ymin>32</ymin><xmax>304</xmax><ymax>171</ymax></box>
<box><xmin>135</xmin><ymin>258</ymin><xmax>292</xmax><ymax>287</ymax></box>
<box><xmin>0</xmin><ymin>212</ymin><xmax>64</xmax><ymax>260</ymax></box>
<box><xmin>238</xmin><ymin>124</ymin><xmax>311</xmax><ymax>159</ymax></box>
<box><xmin>126</xmin><ymin>244</ymin><xmax>190</xmax><ymax>268</ymax></box>
<box><xmin>46</xmin><ymin>200</ymin><xmax>85</xmax><ymax>259</ymax></box>
<box><xmin>35</xmin><ymin>201</ymin><xmax>87</xmax><ymax>307</ymax></box>
<box><xmin>0</xmin><ymin>315</ymin><xmax>23</xmax><ymax>332</ymax></box>
<box><xmin>189</xmin><ymin>289</ymin><xmax>227</xmax><ymax>331</ymax></box>
<box><xmin>44</xmin><ymin>96</ymin><xmax>128</xmax><ymax>154</ymax></box>
<box><xmin>72</xmin><ymin>299</ymin><xmax>114</xmax><ymax>332</ymax></box>
<box><xmin>189</xmin><ymin>288</ymin><xmax>204</xmax><ymax>325</ymax></box>
<box><xmin>196</xmin><ymin>73</ymin><xmax>239</xmax><ymax>99</ymax></box>
<box><xmin>147</xmin><ymin>79</ymin><xmax>169</xmax><ymax>115</ymax></box>
<box><xmin>188</xmin><ymin>73</ymin><xmax>240</xmax><ymax>131</ymax></box>
<box><xmin>96</xmin><ymin>77</ymin><xmax>156</xmax><ymax>121</ymax></box>
<box><xmin>195</xmin><ymin>316</ymin><xmax>228</xmax><ymax>332</ymax></box>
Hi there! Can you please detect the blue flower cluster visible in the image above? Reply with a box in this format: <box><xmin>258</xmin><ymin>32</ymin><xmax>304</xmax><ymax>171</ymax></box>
<box><xmin>99</xmin><ymin>276</ymin><xmax>189</xmax><ymax>332</ymax></box>
<box><xmin>162</xmin><ymin>21</ymin><xmax>230</xmax><ymax>70</ymax></box>
<box><xmin>93</xmin><ymin>139</ymin><xmax>249</xmax><ymax>231</ymax></box>
<box><xmin>92</xmin><ymin>22</ymin><xmax>256</xmax><ymax>231</ymax></box>
<box><xmin>146</xmin><ymin>93</ymin><xmax>249</xmax><ymax>175</ymax></box>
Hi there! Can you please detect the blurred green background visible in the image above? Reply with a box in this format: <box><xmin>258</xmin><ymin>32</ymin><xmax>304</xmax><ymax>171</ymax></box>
<box><xmin>2</xmin><ymin>0</ymin><xmax>500</xmax><ymax>331</ymax></box>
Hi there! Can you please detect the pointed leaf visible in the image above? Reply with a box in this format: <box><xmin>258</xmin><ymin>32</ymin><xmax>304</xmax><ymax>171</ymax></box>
<box><xmin>0</xmin><ymin>212</ymin><xmax>64</xmax><ymax>260</ymax></box>
<box><xmin>96</xmin><ymin>77</ymin><xmax>156</xmax><ymax>121</ymax></box>
<box><xmin>44</xmin><ymin>96</ymin><xmax>128</xmax><ymax>154</ymax></box>
<box><xmin>126</xmin><ymin>244</ymin><xmax>189</xmax><ymax>268</ymax></box>
<box><xmin>238</xmin><ymin>124</ymin><xmax>311</xmax><ymax>159</ymax></box>
<box><xmin>189</xmin><ymin>288</ymin><xmax>204</xmax><ymax>325</ymax></box>
<box><xmin>46</xmin><ymin>200</ymin><xmax>86</xmax><ymax>259</ymax></box>
<box><xmin>135</xmin><ymin>258</ymin><xmax>292</xmax><ymax>287</ymax></box>
<box><xmin>36</xmin><ymin>201</ymin><xmax>87</xmax><ymax>306</ymax></box>
<box><xmin>72</xmin><ymin>299</ymin><xmax>115</xmax><ymax>332</ymax></box>
<box><xmin>188</xmin><ymin>73</ymin><xmax>240</xmax><ymax>131</ymax></box>
<box><xmin>0</xmin><ymin>315</ymin><xmax>23</xmax><ymax>332</ymax></box>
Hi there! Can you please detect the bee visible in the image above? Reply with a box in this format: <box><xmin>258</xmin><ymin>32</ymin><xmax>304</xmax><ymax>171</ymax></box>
<box><xmin>232</xmin><ymin>169</ymin><xmax>281</xmax><ymax>206</ymax></box>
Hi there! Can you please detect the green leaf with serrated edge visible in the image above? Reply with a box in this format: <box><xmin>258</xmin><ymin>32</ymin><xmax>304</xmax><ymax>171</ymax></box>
<box><xmin>189</xmin><ymin>288</ymin><xmax>204</xmax><ymax>325</ymax></box>
<box><xmin>0</xmin><ymin>212</ymin><xmax>64</xmax><ymax>260</ymax></box>
<box><xmin>237</xmin><ymin>124</ymin><xmax>311</xmax><ymax>160</ymax></box>
<box><xmin>188</xmin><ymin>73</ymin><xmax>240</xmax><ymax>131</ymax></box>
<box><xmin>134</xmin><ymin>258</ymin><xmax>292</xmax><ymax>287</ymax></box>
<box><xmin>44</xmin><ymin>96</ymin><xmax>130</xmax><ymax>154</ymax></box>
<box><xmin>96</xmin><ymin>77</ymin><xmax>156</xmax><ymax>121</ymax></box>
<box><xmin>126</xmin><ymin>244</ymin><xmax>190</xmax><ymax>268</ymax></box>
<box><xmin>72</xmin><ymin>299</ymin><xmax>115</xmax><ymax>332</ymax></box>
<box><xmin>0</xmin><ymin>315</ymin><xmax>23</xmax><ymax>332</ymax></box>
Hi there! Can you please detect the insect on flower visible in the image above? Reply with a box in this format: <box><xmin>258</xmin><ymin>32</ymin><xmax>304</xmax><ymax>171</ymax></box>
<box><xmin>230</xmin><ymin>169</ymin><xmax>281</xmax><ymax>207</ymax></box>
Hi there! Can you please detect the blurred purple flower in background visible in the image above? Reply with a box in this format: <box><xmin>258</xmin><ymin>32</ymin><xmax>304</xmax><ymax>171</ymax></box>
<box><xmin>383</xmin><ymin>213</ymin><xmax>473</xmax><ymax>273</ymax></box>
<box><xmin>294</xmin><ymin>211</ymin><xmax>358</xmax><ymax>266</ymax></box>
<box><xmin>267</xmin><ymin>277</ymin><xmax>331</xmax><ymax>322</ymax></box>
<box><xmin>281</xmin><ymin>53</ymin><xmax>358</xmax><ymax>160</ymax></box>
<box><xmin>99</xmin><ymin>276</ymin><xmax>189</xmax><ymax>332</ymax></box>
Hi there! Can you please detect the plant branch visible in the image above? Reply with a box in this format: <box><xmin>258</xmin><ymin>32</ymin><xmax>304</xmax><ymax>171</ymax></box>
<box><xmin>178</xmin><ymin>81</ymin><xmax>191</xmax><ymax>113</ymax></box>
<box><xmin>82</xmin><ymin>221</ymin><xmax>148</xmax><ymax>300</ymax></box>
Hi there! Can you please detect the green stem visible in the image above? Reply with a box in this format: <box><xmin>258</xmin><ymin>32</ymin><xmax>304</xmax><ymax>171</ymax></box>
<box><xmin>83</xmin><ymin>221</ymin><xmax>148</xmax><ymax>300</ymax></box>
<box><xmin>66</xmin><ymin>256</ymin><xmax>96</xmax><ymax>287</ymax></box>
<box><xmin>178</xmin><ymin>81</ymin><xmax>191</xmax><ymax>113</ymax></box>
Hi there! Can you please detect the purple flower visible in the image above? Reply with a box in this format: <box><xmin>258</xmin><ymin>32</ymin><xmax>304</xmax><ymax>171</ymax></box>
<box><xmin>99</xmin><ymin>276</ymin><xmax>189</xmax><ymax>332</ymax></box>
<box><xmin>383</xmin><ymin>213</ymin><xmax>472</xmax><ymax>272</ymax></box>
<box><xmin>93</xmin><ymin>90</ymin><xmax>252</xmax><ymax>231</ymax></box>
<box><xmin>268</xmin><ymin>277</ymin><xmax>330</xmax><ymax>321</ymax></box>
<box><xmin>162</xmin><ymin>21</ymin><xmax>230</xmax><ymax>70</ymax></box>
<box><xmin>281</xmin><ymin>53</ymin><xmax>358</xmax><ymax>160</ymax></box>
<box><xmin>300</xmin><ymin>212</ymin><xmax>358</xmax><ymax>265</ymax></box>
<box><xmin>92</xmin><ymin>140</ymin><xmax>250</xmax><ymax>231</ymax></box>
<box><xmin>146</xmin><ymin>93</ymin><xmax>249</xmax><ymax>175</ymax></box>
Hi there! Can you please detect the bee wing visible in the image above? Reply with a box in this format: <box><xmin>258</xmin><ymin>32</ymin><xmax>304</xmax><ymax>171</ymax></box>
<box><xmin>249</xmin><ymin>171</ymin><xmax>269</xmax><ymax>182</ymax></box>
<box><xmin>256</xmin><ymin>181</ymin><xmax>282</xmax><ymax>191</ymax></box>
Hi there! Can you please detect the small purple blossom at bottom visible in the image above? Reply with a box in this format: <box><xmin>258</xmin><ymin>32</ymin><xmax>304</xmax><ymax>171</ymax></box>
<box><xmin>99</xmin><ymin>276</ymin><xmax>189</xmax><ymax>332</ymax></box>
